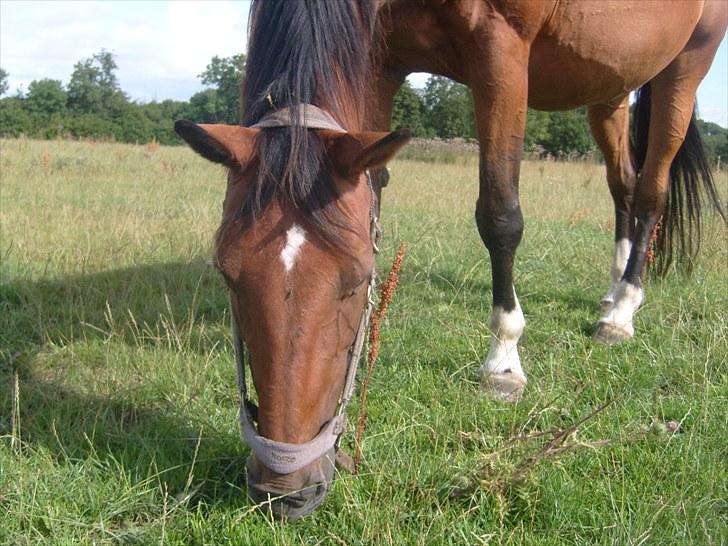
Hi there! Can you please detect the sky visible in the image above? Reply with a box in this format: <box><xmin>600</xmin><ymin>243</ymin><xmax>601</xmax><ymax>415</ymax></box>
<box><xmin>1</xmin><ymin>0</ymin><xmax>726</xmax><ymax>127</ymax></box>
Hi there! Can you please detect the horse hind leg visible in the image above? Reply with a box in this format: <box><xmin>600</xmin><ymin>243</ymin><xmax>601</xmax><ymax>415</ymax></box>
<box><xmin>592</xmin><ymin>81</ymin><xmax>687</xmax><ymax>344</ymax></box>
<box><xmin>593</xmin><ymin>23</ymin><xmax>724</xmax><ymax>344</ymax></box>
<box><xmin>587</xmin><ymin>99</ymin><xmax>637</xmax><ymax>314</ymax></box>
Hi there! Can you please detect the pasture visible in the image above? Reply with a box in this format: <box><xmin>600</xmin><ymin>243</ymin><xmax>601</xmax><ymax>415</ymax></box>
<box><xmin>1</xmin><ymin>138</ymin><xmax>726</xmax><ymax>545</ymax></box>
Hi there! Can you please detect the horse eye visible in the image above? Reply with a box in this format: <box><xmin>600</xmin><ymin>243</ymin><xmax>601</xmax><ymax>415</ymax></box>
<box><xmin>341</xmin><ymin>276</ymin><xmax>368</xmax><ymax>300</ymax></box>
<box><xmin>340</xmin><ymin>286</ymin><xmax>357</xmax><ymax>300</ymax></box>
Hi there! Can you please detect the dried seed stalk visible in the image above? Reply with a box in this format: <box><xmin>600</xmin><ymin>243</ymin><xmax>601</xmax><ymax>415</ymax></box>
<box><xmin>353</xmin><ymin>242</ymin><xmax>406</xmax><ymax>472</ymax></box>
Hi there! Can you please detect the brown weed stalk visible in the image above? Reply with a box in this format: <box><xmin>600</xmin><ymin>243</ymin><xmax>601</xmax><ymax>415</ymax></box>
<box><xmin>449</xmin><ymin>399</ymin><xmax>680</xmax><ymax>502</ymax></box>
<box><xmin>353</xmin><ymin>242</ymin><xmax>406</xmax><ymax>473</ymax></box>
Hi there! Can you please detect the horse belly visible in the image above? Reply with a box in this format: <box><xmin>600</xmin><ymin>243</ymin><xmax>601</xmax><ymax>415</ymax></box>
<box><xmin>526</xmin><ymin>0</ymin><xmax>704</xmax><ymax>110</ymax></box>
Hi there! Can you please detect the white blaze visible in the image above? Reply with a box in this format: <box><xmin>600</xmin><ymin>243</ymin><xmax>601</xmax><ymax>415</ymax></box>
<box><xmin>481</xmin><ymin>295</ymin><xmax>527</xmax><ymax>382</ymax></box>
<box><xmin>280</xmin><ymin>224</ymin><xmax>306</xmax><ymax>272</ymax></box>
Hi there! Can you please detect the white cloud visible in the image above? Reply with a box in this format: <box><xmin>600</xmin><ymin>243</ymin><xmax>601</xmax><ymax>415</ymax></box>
<box><xmin>0</xmin><ymin>0</ymin><xmax>250</xmax><ymax>101</ymax></box>
<box><xmin>0</xmin><ymin>1</ymin><xmax>725</xmax><ymax>126</ymax></box>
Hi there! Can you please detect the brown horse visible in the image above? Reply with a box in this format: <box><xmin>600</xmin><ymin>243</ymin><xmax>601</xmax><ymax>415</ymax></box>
<box><xmin>175</xmin><ymin>0</ymin><xmax>726</xmax><ymax>519</ymax></box>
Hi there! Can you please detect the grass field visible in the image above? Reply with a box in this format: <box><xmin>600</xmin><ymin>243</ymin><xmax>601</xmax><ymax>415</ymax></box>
<box><xmin>1</xmin><ymin>138</ymin><xmax>727</xmax><ymax>545</ymax></box>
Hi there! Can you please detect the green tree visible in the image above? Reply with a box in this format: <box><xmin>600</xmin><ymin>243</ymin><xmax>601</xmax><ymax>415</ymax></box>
<box><xmin>139</xmin><ymin>99</ymin><xmax>193</xmax><ymax>144</ymax></box>
<box><xmin>67</xmin><ymin>50</ymin><xmax>127</xmax><ymax>115</ymax></box>
<box><xmin>422</xmin><ymin>76</ymin><xmax>475</xmax><ymax>139</ymax></box>
<box><xmin>26</xmin><ymin>79</ymin><xmax>67</xmax><ymax>115</ymax></box>
<box><xmin>0</xmin><ymin>68</ymin><xmax>8</xmax><ymax>97</ymax></box>
<box><xmin>113</xmin><ymin>103</ymin><xmax>155</xmax><ymax>143</ymax></box>
<box><xmin>198</xmin><ymin>54</ymin><xmax>245</xmax><ymax>124</ymax></box>
<box><xmin>188</xmin><ymin>89</ymin><xmax>226</xmax><ymax>123</ymax></box>
<box><xmin>717</xmin><ymin>135</ymin><xmax>728</xmax><ymax>165</ymax></box>
<box><xmin>697</xmin><ymin>119</ymin><xmax>728</xmax><ymax>166</ymax></box>
<box><xmin>540</xmin><ymin>109</ymin><xmax>594</xmax><ymax>157</ymax></box>
<box><xmin>524</xmin><ymin>109</ymin><xmax>550</xmax><ymax>152</ymax></box>
<box><xmin>391</xmin><ymin>82</ymin><xmax>426</xmax><ymax>136</ymax></box>
<box><xmin>0</xmin><ymin>97</ymin><xmax>32</xmax><ymax>136</ymax></box>
<box><xmin>64</xmin><ymin>113</ymin><xmax>117</xmax><ymax>139</ymax></box>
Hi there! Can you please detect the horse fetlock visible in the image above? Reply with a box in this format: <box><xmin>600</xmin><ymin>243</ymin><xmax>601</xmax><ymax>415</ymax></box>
<box><xmin>610</xmin><ymin>238</ymin><xmax>632</xmax><ymax>283</ymax></box>
<box><xmin>601</xmin><ymin>238</ymin><xmax>633</xmax><ymax>310</ymax></box>
<box><xmin>599</xmin><ymin>296</ymin><xmax>615</xmax><ymax>313</ymax></box>
<box><xmin>594</xmin><ymin>281</ymin><xmax>642</xmax><ymax>344</ymax></box>
<box><xmin>599</xmin><ymin>286</ymin><xmax>617</xmax><ymax>313</ymax></box>
<box><xmin>480</xmin><ymin>299</ymin><xmax>527</xmax><ymax>401</ymax></box>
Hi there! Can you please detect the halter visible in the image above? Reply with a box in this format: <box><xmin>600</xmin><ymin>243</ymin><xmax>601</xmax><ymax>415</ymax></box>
<box><xmin>230</xmin><ymin>104</ymin><xmax>382</xmax><ymax>475</ymax></box>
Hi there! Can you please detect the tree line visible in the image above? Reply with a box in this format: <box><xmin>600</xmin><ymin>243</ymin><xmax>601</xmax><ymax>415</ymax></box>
<box><xmin>1</xmin><ymin>50</ymin><xmax>726</xmax><ymax>163</ymax></box>
<box><xmin>0</xmin><ymin>50</ymin><xmax>244</xmax><ymax>146</ymax></box>
<box><xmin>393</xmin><ymin>78</ymin><xmax>728</xmax><ymax>162</ymax></box>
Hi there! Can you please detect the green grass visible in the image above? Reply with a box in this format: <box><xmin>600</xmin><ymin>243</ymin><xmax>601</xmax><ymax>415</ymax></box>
<box><xmin>1</xmin><ymin>138</ymin><xmax>727</xmax><ymax>545</ymax></box>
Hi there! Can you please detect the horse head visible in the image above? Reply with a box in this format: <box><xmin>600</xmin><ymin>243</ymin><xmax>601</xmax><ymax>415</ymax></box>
<box><xmin>176</xmin><ymin>119</ymin><xmax>409</xmax><ymax>518</ymax></box>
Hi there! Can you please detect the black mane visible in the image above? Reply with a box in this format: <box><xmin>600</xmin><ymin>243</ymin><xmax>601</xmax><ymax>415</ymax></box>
<box><xmin>235</xmin><ymin>0</ymin><xmax>378</xmax><ymax>245</ymax></box>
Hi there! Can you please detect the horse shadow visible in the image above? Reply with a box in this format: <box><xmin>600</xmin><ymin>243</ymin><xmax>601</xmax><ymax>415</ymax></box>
<box><xmin>1</xmin><ymin>365</ymin><xmax>251</xmax><ymax>508</ymax></box>
<box><xmin>426</xmin><ymin>266</ymin><xmax>601</xmax><ymax>314</ymax></box>
<box><xmin>2</xmin><ymin>259</ymin><xmax>228</xmax><ymax>355</ymax></box>
<box><xmin>424</xmin><ymin>264</ymin><xmax>604</xmax><ymax>343</ymax></box>
<box><xmin>1</xmin><ymin>259</ymin><xmax>252</xmax><ymax>509</ymax></box>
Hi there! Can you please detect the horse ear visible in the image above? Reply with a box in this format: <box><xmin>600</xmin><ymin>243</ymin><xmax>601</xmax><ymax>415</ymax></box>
<box><xmin>328</xmin><ymin>129</ymin><xmax>411</xmax><ymax>176</ymax></box>
<box><xmin>174</xmin><ymin>120</ymin><xmax>258</xmax><ymax>168</ymax></box>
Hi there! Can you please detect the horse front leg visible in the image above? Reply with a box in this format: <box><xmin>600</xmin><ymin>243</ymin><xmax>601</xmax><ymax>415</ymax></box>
<box><xmin>470</xmin><ymin>41</ymin><xmax>530</xmax><ymax>401</ymax></box>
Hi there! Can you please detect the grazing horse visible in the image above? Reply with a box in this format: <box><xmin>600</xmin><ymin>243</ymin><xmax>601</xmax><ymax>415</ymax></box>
<box><xmin>175</xmin><ymin>0</ymin><xmax>726</xmax><ymax>519</ymax></box>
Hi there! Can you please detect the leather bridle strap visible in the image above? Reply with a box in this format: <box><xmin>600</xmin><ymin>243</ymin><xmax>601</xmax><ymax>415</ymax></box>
<box><xmin>250</xmin><ymin>104</ymin><xmax>347</xmax><ymax>133</ymax></box>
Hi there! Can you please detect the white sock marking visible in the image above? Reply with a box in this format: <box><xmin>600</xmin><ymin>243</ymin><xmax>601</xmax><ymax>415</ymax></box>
<box><xmin>280</xmin><ymin>224</ymin><xmax>306</xmax><ymax>272</ymax></box>
<box><xmin>480</xmin><ymin>295</ymin><xmax>527</xmax><ymax>383</ymax></box>
<box><xmin>598</xmin><ymin>280</ymin><xmax>642</xmax><ymax>337</ymax></box>
<box><xmin>602</xmin><ymin>238</ymin><xmax>632</xmax><ymax>305</ymax></box>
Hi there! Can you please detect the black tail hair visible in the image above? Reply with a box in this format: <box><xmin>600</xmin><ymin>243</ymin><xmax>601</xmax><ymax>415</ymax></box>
<box><xmin>632</xmin><ymin>83</ymin><xmax>727</xmax><ymax>274</ymax></box>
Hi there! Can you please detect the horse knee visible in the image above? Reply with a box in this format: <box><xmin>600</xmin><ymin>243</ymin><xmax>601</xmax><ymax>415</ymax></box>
<box><xmin>475</xmin><ymin>204</ymin><xmax>524</xmax><ymax>255</ymax></box>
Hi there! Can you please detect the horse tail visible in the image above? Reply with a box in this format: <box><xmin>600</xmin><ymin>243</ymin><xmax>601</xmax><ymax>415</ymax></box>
<box><xmin>632</xmin><ymin>83</ymin><xmax>727</xmax><ymax>275</ymax></box>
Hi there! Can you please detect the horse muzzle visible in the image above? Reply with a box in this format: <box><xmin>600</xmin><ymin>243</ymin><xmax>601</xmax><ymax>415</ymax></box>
<box><xmin>246</xmin><ymin>447</ymin><xmax>336</xmax><ymax>520</ymax></box>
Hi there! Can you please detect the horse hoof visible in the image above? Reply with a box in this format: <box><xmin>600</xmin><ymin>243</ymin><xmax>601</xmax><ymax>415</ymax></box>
<box><xmin>592</xmin><ymin>321</ymin><xmax>632</xmax><ymax>345</ymax></box>
<box><xmin>481</xmin><ymin>371</ymin><xmax>527</xmax><ymax>403</ymax></box>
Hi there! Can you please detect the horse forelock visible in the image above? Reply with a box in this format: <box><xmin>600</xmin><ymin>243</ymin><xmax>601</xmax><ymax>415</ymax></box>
<box><xmin>231</xmin><ymin>0</ymin><xmax>379</xmax><ymax>249</ymax></box>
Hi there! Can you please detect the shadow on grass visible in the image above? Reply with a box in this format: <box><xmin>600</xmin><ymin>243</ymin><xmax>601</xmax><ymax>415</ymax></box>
<box><xmin>426</xmin><ymin>266</ymin><xmax>600</xmax><ymax>315</ymax></box>
<box><xmin>1</xmin><ymin>259</ymin><xmax>252</xmax><ymax>510</ymax></box>
<box><xmin>425</xmin><ymin>267</ymin><xmax>491</xmax><ymax>300</ymax></box>
<box><xmin>0</xmin><ymin>360</ymin><xmax>251</xmax><ymax>511</ymax></box>
<box><xmin>524</xmin><ymin>286</ymin><xmax>600</xmax><ymax>314</ymax></box>
<box><xmin>1</xmin><ymin>259</ymin><xmax>228</xmax><ymax>355</ymax></box>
